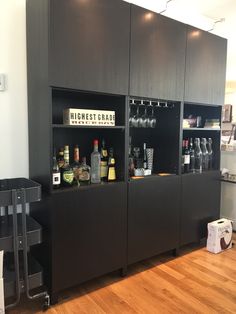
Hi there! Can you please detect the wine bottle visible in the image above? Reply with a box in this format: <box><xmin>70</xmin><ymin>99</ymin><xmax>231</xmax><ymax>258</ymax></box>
<box><xmin>52</xmin><ymin>149</ymin><xmax>61</xmax><ymax>189</ymax></box>
<box><xmin>72</xmin><ymin>145</ymin><xmax>80</xmax><ymax>185</ymax></box>
<box><xmin>57</xmin><ymin>147</ymin><xmax>65</xmax><ymax>169</ymax></box>
<box><xmin>128</xmin><ymin>136</ymin><xmax>135</xmax><ymax>177</ymax></box>
<box><xmin>91</xmin><ymin>139</ymin><xmax>101</xmax><ymax>184</ymax></box>
<box><xmin>194</xmin><ymin>138</ymin><xmax>202</xmax><ymax>173</ymax></box>
<box><xmin>100</xmin><ymin>139</ymin><xmax>108</xmax><ymax>182</ymax></box>
<box><xmin>61</xmin><ymin>145</ymin><xmax>74</xmax><ymax>186</ymax></box>
<box><xmin>108</xmin><ymin>148</ymin><xmax>116</xmax><ymax>181</ymax></box>
<box><xmin>181</xmin><ymin>140</ymin><xmax>185</xmax><ymax>174</ymax></box>
<box><xmin>184</xmin><ymin>139</ymin><xmax>190</xmax><ymax>173</ymax></box>
<box><xmin>189</xmin><ymin>138</ymin><xmax>195</xmax><ymax>173</ymax></box>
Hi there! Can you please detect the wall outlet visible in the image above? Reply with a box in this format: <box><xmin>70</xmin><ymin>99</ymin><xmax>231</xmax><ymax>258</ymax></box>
<box><xmin>0</xmin><ymin>74</ymin><xmax>6</xmax><ymax>91</ymax></box>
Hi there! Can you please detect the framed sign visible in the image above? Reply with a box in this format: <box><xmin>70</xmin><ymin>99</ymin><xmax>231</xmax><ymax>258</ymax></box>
<box><xmin>63</xmin><ymin>108</ymin><xmax>115</xmax><ymax>126</ymax></box>
<box><xmin>222</xmin><ymin>104</ymin><xmax>232</xmax><ymax>123</ymax></box>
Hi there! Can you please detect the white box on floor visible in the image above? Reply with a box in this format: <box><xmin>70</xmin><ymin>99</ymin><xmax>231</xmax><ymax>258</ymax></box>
<box><xmin>0</xmin><ymin>251</ymin><xmax>3</xmax><ymax>278</ymax></box>
<box><xmin>207</xmin><ymin>218</ymin><xmax>233</xmax><ymax>254</ymax></box>
<box><xmin>0</xmin><ymin>278</ymin><xmax>4</xmax><ymax>314</ymax></box>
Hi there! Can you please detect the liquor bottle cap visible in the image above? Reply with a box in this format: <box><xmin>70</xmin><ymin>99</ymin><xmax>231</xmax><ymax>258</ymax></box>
<box><xmin>94</xmin><ymin>139</ymin><xmax>99</xmax><ymax>145</ymax></box>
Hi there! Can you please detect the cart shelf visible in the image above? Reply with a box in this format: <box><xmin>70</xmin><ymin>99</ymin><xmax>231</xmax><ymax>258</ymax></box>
<box><xmin>0</xmin><ymin>178</ymin><xmax>41</xmax><ymax>207</ymax></box>
<box><xmin>4</xmin><ymin>255</ymin><xmax>43</xmax><ymax>299</ymax></box>
<box><xmin>0</xmin><ymin>214</ymin><xmax>42</xmax><ymax>252</ymax></box>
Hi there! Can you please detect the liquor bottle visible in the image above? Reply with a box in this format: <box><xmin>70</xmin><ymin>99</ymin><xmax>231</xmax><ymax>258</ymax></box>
<box><xmin>189</xmin><ymin>138</ymin><xmax>195</xmax><ymax>173</ymax></box>
<box><xmin>194</xmin><ymin>138</ymin><xmax>202</xmax><ymax>173</ymax></box>
<box><xmin>128</xmin><ymin>136</ymin><xmax>135</xmax><ymax>177</ymax></box>
<box><xmin>184</xmin><ymin>139</ymin><xmax>190</xmax><ymax>173</ymax></box>
<box><xmin>72</xmin><ymin>145</ymin><xmax>80</xmax><ymax>184</ymax></box>
<box><xmin>52</xmin><ymin>149</ymin><xmax>61</xmax><ymax>189</ymax></box>
<box><xmin>61</xmin><ymin>145</ymin><xmax>74</xmax><ymax>186</ymax></box>
<box><xmin>78</xmin><ymin>157</ymin><xmax>90</xmax><ymax>186</ymax></box>
<box><xmin>100</xmin><ymin>139</ymin><xmax>108</xmax><ymax>182</ymax></box>
<box><xmin>91</xmin><ymin>139</ymin><xmax>101</xmax><ymax>184</ymax></box>
<box><xmin>201</xmin><ymin>138</ymin><xmax>209</xmax><ymax>171</ymax></box>
<box><xmin>107</xmin><ymin>148</ymin><xmax>116</xmax><ymax>181</ymax></box>
<box><xmin>207</xmin><ymin>138</ymin><xmax>213</xmax><ymax>170</ymax></box>
<box><xmin>181</xmin><ymin>140</ymin><xmax>185</xmax><ymax>174</ymax></box>
<box><xmin>143</xmin><ymin>142</ymin><xmax>148</xmax><ymax>169</ymax></box>
<box><xmin>57</xmin><ymin>147</ymin><xmax>65</xmax><ymax>169</ymax></box>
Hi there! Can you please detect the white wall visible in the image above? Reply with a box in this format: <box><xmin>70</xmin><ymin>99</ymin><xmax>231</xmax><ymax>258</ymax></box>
<box><xmin>0</xmin><ymin>0</ymin><xmax>28</xmax><ymax>179</ymax></box>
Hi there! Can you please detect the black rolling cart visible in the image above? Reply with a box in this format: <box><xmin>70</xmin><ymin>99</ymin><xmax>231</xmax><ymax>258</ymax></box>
<box><xmin>0</xmin><ymin>178</ymin><xmax>50</xmax><ymax>311</ymax></box>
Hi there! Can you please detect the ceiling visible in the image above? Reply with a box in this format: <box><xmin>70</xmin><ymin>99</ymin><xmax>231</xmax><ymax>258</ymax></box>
<box><xmin>123</xmin><ymin>0</ymin><xmax>236</xmax><ymax>83</ymax></box>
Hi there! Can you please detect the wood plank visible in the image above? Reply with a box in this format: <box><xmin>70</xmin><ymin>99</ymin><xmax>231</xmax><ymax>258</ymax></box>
<box><xmin>7</xmin><ymin>235</ymin><xmax>236</xmax><ymax>314</ymax></box>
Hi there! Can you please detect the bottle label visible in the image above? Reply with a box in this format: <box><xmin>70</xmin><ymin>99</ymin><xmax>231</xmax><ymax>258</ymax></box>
<box><xmin>53</xmin><ymin>172</ymin><xmax>61</xmax><ymax>185</ymax></box>
<box><xmin>102</xmin><ymin>149</ymin><xmax>108</xmax><ymax>158</ymax></box>
<box><xmin>101</xmin><ymin>161</ymin><xmax>108</xmax><ymax>178</ymax></box>
<box><xmin>184</xmin><ymin>155</ymin><xmax>190</xmax><ymax>165</ymax></box>
<box><xmin>63</xmin><ymin>171</ymin><xmax>74</xmax><ymax>184</ymax></box>
<box><xmin>108</xmin><ymin>167</ymin><xmax>116</xmax><ymax>181</ymax></box>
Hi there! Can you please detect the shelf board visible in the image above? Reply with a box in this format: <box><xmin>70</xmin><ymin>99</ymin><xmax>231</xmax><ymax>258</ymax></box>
<box><xmin>129</xmin><ymin>174</ymin><xmax>177</xmax><ymax>182</ymax></box>
<box><xmin>183</xmin><ymin>127</ymin><xmax>221</xmax><ymax>131</ymax></box>
<box><xmin>51</xmin><ymin>181</ymin><xmax>125</xmax><ymax>194</ymax></box>
<box><xmin>52</xmin><ymin>124</ymin><xmax>125</xmax><ymax>130</ymax></box>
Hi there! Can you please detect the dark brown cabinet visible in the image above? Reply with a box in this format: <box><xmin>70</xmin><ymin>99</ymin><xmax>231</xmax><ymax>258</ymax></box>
<box><xmin>130</xmin><ymin>5</ymin><xmax>186</xmax><ymax>100</ymax></box>
<box><xmin>49</xmin><ymin>0</ymin><xmax>130</xmax><ymax>95</ymax></box>
<box><xmin>128</xmin><ymin>176</ymin><xmax>181</xmax><ymax>264</ymax></box>
<box><xmin>181</xmin><ymin>171</ymin><xmax>221</xmax><ymax>246</ymax></box>
<box><xmin>184</xmin><ymin>26</ymin><xmax>227</xmax><ymax>105</ymax></box>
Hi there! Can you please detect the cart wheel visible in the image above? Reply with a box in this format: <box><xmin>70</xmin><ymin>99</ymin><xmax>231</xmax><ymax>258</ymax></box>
<box><xmin>42</xmin><ymin>295</ymin><xmax>50</xmax><ymax>311</ymax></box>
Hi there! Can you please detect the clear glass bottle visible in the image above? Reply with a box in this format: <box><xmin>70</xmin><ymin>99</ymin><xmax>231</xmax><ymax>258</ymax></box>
<box><xmin>52</xmin><ymin>149</ymin><xmax>61</xmax><ymax>189</ymax></box>
<box><xmin>100</xmin><ymin>139</ymin><xmax>108</xmax><ymax>182</ymax></box>
<box><xmin>78</xmin><ymin>157</ymin><xmax>90</xmax><ymax>185</ymax></box>
<box><xmin>91</xmin><ymin>139</ymin><xmax>101</xmax><ymax>184</ymax></box>
<box><xmin>143</xmin><ymin>142</ymin><xmax>148</xmax><ymax>169</ymax></box>
<box><xmin>181</xmin><ymin>140</ymin><xmax>185</xmax><ymax>174</ymax></box>
<box><xmin>108</xmin><ymin>147</ymin><xmax>116</xmax><ymax>181</ymax></box>
<box><xmin>189</xmin><ymin>138</ymin><xmax>195</xmax><ymax>173</ymax></box>
<box><xmin>201</xmin><ymin>138</ymin><xmax>209</xmax><ymax>171</ymax></box>
<box><xmin>194</xmin><ymin>138</ymin><xmax>202</xmax><ymax>173</ymax></box>
<box><xmin>128</xmin><ymin>136</ymin><xmax>135</xmax><ymax>177</ymax></box>
<box><xmin>207</xmin><ymin>138</ymin><xmax>213</xmax><ymax>170</ymax></box>
<box><xmin>61</xmin><ymin>145</ymin><xmax>74</xmax><ymax>186</ymax></box>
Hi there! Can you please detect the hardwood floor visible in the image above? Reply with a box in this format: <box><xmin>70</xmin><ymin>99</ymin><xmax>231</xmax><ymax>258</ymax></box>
<box><xmin>7</xmin><ymin>236</ymin><xmax>236</xmax><ymax>314</ymax></box>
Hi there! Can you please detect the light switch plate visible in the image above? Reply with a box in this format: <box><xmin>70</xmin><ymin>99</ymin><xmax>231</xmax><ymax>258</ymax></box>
<box><xmin>0</xmin><ymin>74</ymin><xmax>6</xmax><ymax>91</ymax></box>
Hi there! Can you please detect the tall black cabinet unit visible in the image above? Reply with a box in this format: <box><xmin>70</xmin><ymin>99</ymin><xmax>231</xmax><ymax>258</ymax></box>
<box><xmin>27</xmin><ymin>0</ymin><xmax>130</xmax><ymax>303</ymax></box>
<box><xmin>26</xmin><ymin>0</ymin><xmax>227</xmax><ymax>303</ymax></box>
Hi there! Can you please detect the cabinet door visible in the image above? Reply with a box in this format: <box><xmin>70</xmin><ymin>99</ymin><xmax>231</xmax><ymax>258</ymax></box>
<box><xmin>51</xmin><ymin>183</ymin><xmax>127</xmax><ymax>293</ymax></box>
<box><xmin>181</xmin><ymin>171</ymin><xmax>221</xmax><ymax>246</ymax></box>
<box><xmin>184</xmin><ymin>26</ymin><xmax>227</xmax><ymax>105</ymax></box>
<box><xmin>50</xmin><ymin>0</ymin><xmax>130</xmax><ymax>95</ymax></box>
<box><xmin>130</xmin><ymin>5</ymin><xmax>186</xmax><ymax>100</ymax></box>
<box><xmin>128</xmin><ymin>176</ymin><xmax>181</xmax><ymax>265</ymax></box>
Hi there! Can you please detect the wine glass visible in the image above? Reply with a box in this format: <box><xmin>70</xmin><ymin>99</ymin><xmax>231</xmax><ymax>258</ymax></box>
<box><xmin>132</xmin><ymin>101</ymin><xmax>140</xmax><ymax>128</ymax></box>
<box><xmin>129</xmin><ymin>98</ymin><xmax>135</xmax><ymax>127</ymax></box>
<box><xmin>139</xmin><ymin>100</ymin><xmax>148</xmax><ymax>128</ymax></box>
<box><xmin>148</xmin><ymin>101</ymin><xmax>156</xmax><ymax>128</ymax></box>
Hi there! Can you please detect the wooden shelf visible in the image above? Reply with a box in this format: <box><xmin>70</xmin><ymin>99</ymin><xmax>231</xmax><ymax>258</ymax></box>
<box><xmin>52</xmin><ymin>124</ymin><xmax>125</xmax><ymax>130</ymax></box>
<box><xmin>51</xmin><ymin>181</ymin><xmax>125</xmax><ymax>194</ymax></box>
<box><xmin>183</xmin><ymin>128</ymin><xmax>221</xmax><ymax>131</ymax></box>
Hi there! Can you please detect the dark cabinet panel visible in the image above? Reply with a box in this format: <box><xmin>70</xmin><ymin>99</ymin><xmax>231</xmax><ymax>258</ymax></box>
<box><xmin>181</xmin><ymin>171</ymin><xmax>221</xmax><ymax>246</ymax></box>
<box><xmin>128</xmin><ymin>176</ymin><xmax>181</xmax><ymax>265</ymax></box>
<box><xmin>50</xmin><ymin>183</ymin><xmax>127</xmax><ymax>293</ymax></box>
<box><xmin>184</xmin><ymin>26</ymin><xmax>227</xmax><ymax>105</ymax></box>
<box><xmin>50</xmin><ymin>0</ymin><xmax>130</xmax><ymax>95</ymax></box>
<box><xmin>130</xmin><ymin>5</ymin><xmax>186</xmax><ymax>100</ymax></box>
